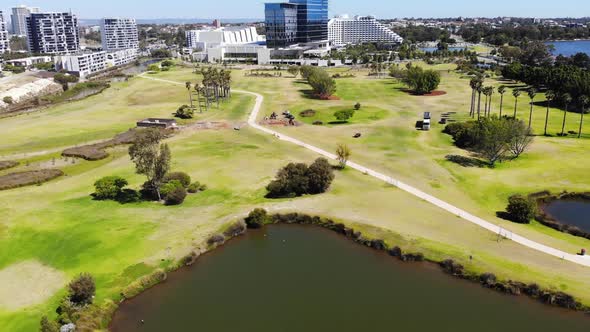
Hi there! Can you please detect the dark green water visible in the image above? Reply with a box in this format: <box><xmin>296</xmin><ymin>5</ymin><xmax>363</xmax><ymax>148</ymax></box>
<box><xmin>110</xmin><ymin>225</ymin><xmax>589</xmax><ymax>332</ymax></box>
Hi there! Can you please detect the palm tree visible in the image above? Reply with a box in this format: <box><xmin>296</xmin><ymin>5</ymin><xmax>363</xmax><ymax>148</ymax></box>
<box><xmin>578</xmin><ymin>95</ymin><xmax>589</xmax><ymax>138</ymax></box>
<box><xmin>486</xmin><ymin>86</ymin><xmax>495</xmax><ymax>117</ymax></box>
<box><xmin>498</xmin><ymin>86</ymin><xmax>506</xmax><ymax>117</ymax></box>
<box><xmin>185</xmin><ymin>82</ymin><xmax>193</xmax><ymax>108</ymax></box>
<box><xmin>469</xmin><ymin>78</ymin><xmax>478</xmax><ymax>117</ymax></box>
<box><xmin>527</xmin><ymin>88</ymin><xmax>537</xmax><ymax>129</ymax></box>
<box><xmin>512</xmin><ymin>89</ymin><xmax>521</xmax><ymax>118</ymax></box>
<box><xmin>561</xmin><ymin>93</ymin><xmax>572</xmax><ymax>136</ymax></box>
<box><xmin>476</xmin><ymin>84</ymin><xmax>484</xmax><ymax>120</ymax></box>
<box><xmin>544</xmin><ymin>90</ymin><xmax>555</xmax><ymax>136</ymax></box>
<box><xmin>482</xmin><ymin>87</ymin><xmax>490</xmax><ymax>117</ymax></box>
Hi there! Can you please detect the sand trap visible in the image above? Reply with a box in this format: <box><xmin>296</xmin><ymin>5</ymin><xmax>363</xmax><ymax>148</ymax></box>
<box><xmin>0</xmin><ymin>260</ymin><xmax>66</xmax><ymax>311</ymax></box>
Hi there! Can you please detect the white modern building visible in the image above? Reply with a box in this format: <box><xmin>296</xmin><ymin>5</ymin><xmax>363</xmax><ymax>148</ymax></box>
<box><xmin>26</xmin><ymin>12</ymin><xmax>80</xmax><ymax>54</ymax></box>
<box><xmin>0</xmin><ymin>11</ymin><xmax>10</xmax><ymax>54</ymax></box>
<box><xmin>187</xmin><ymin>26</ymin><xmax>270</xmax><ymax>64</ymax></box>
<box><xmin>328</xmin><ymin>15</ymin><xmax>403</xmax><ymax>46</ymax></box>
<box><xmin>5</xmin><ymin>56</ymin><xmax>52</xmax><ymax>67</ymax></box>
<box><xmin>100</xmin><ymin>18</ymin><xmax>139</xmax><ymax>51</ymax></box>
<box><xmin>54</xmin><ymin>51</ymin><xmax>106</xmax><ymax>78</ymax></box>
<box><xmin>10</xmin><ymin>5</ymin><xmax>40</xmax><ymax>36</ymax></box>
<box><xmin>105</xmin><ymin>48</ymin><xmax>137</xmax><ymax>67</ymax></box>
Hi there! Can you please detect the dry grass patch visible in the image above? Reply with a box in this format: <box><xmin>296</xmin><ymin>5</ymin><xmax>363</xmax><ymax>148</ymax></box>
<box><xmin>0</xmin><ymin>161</ymin><xmax>18</xmax><ymax>171</ymax></box>
<box><xmin>0</xmin><ymin>260</ymin><xmax>66</xmax><ymax>310</ymax></box>
<box><xmin>0</xmin><ymin>169</ymin><xmax>64</xmax><ymax>190</ymax></box>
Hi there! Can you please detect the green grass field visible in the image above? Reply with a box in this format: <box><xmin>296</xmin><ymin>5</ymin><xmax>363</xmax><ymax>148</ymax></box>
<box><xmin>0</xmin><ymin>63</ymin><xmax>589</xmax><ymax>331</ymax></box>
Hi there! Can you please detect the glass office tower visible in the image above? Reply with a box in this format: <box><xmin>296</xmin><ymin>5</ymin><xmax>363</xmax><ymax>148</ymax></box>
<box><xmin>265</xmin><ymin>3</ymin><xmax>299</xmax><ymax>48</ymax></box>
<box><xmin>289</xmin><ymin>0</ymin><xmax>329</xmax><ymax>43</ymax></box>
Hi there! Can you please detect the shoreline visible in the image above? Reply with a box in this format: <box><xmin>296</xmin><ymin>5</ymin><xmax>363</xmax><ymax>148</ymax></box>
<box><xmin>106</xmin><ymin>213</ymin><xmax>589</xmax><ymax>331</ymax></box>
<box><xmin>533</xmin><ymin>191</ymin><xmax>590</xmax><ymax>241</ymax></box>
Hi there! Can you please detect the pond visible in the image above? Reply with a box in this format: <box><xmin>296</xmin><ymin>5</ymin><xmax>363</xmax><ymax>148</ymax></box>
<box><xmin>546</xmin><ymin>40</ymin><xmax>590</xmax><ymax>57</ymax></box>
<box><xmin>542</xmin><ymin>199</ymin><xmax>590</xmax><ymax>233</ymax></box>
<box><xmin>110</xmin><ymin>225</ymin><xmax>589</xmax><ymax>332</ymax></box>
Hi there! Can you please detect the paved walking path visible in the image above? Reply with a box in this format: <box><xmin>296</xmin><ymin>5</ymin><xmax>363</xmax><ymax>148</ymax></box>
<box><xmin>139</xmin><ymin>74</ymin><xmax>590</xmax><ymax>267</ymax></box>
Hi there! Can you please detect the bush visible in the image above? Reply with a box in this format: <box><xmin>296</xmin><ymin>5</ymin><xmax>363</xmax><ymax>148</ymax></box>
<box><xmin>54</xmin><ymin>73</ymin><xmax>79</xmax><ymax>85</ymax></box>
<box><xmin>506</xmin><ymin>195</ymin><xmax>536</xmax><ymax>224</ymax></box>
<box><xmin>299</xmin><ymin>109</ymin><xmax>316</xmax><ymax>117</ymax></box>
<box><xmin>93</xmin><ymin>176</ymin><xmax>128</xmax><ymax>200</ymax></box>
<box><xmin>40</xmin><ymin>316</ymin><xmax>59</xmax><ymax>332</ymax></box>
<box><xmin>403</xmin><ymin>64</ymin><xmax>440</xmax><ymax>94</ymax></box>
<box><xmin>187</xmin><ymin>181</ymin><xmax>201</xmax><ymax>193</ymax></box>
<box><xmin>164</xmin><ymin>172</ymin><xmax>191</xmax><ymax>188</ymax></box>
<box><xmin>354</xmin><ymin>102</ymin><xmax>361</xmax><ymax>110</ymax></box>
<box><xmin>68</xmin><ymin>273</ymin><xmax>96</xmax><ymax>306</ymax></box>
<box><xmin>334</xmin><ymin>109</ymin><xmax>355</xmax><ymax>122</ymax></box>
<box><xmin>245</xmin><ymin>208</ymin><xmax>269</xmax><ymax>228</ymax></box>
<box><xmin>174</xmin><ymin>105</ymin><xmax>194</xmax><ymax>119</ymax></box>
<box><xmin>3</xmin><ymin>96</ymin><xmax>13</xmax><ymax>104</ymax></box>
<box><xmin>266</xmin><ymin>158</ymin><xmax>334</xmax><ymax>198</ymax></box>
<box><xmin>161</xmin><ymin>180</ymin><xmax>187</xmax><ymax>205</ymax></box>
<box><xmin>151</xmin><ymin>49</ymin><xmax>172</xmax><ymax>58</ymax></box>
<box><xmin>122</xmin><ymin>269</ymin><xmax>167</xmax><ymax>299</ymax></box>
<box><xmin>147</xmin><ymin>64</ymin><xmax>160</xmax><ymax>72</ymax></box>
<box><xmin>161</xmin><ymin>60</ymin><xmax>174</xmax><ymax>67</ymax></box>
<box><xmin>307</xmin><ymin>68</ymin><xmax>336</xmax><ymax>98</ymax></box>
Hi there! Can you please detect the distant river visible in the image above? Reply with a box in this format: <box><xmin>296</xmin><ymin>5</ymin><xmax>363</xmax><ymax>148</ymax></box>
<box><xmin>546</xmin><ymin>40</ymin><xmax>590</xmax><ymax>56</ymax></box>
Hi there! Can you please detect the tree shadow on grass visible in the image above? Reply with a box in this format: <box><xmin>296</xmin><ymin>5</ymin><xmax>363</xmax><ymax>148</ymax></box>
<box><xmin>445</xmin><ymin>155</ymin><xmax>489</xmax><ymax>168</ymax></box>
<box><xmin>496</xmin><ymin>211</ymin><xmax>513</xmax><ymax>222</ymax></box>
<box><xmin>327</xmin><ymin>120</ymin><xmax>350</xmax><ymax>125</ymax></box>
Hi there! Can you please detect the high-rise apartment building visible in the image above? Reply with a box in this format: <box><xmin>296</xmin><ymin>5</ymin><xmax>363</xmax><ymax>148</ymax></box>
<box><xmin>11</xmin><ymin>5</ymin><xmax>40</xmax><ymax>36</ymax></box>
<box><xmin>265</xmin><ymin>0</ymin><xmax>328</xmax><ymax>48</ymax></box>
<box><xmin>289</xmin><ymin>0</ymin><xmax>328</xmax><ymax>43</ymax></box>
<box><xmin>100</xmin><ymin>18</ymin><xmax>139</xmax><ymax>51</ymax></box>
<box><xmin>26</xmin><ymin>12</ymin><xmax>80</xmax><ymax>54</ymax></box>
<box><xmin>264</xmin><ymin>3</ymin><xmax>298</xmax><ymax>48</ymax></box>
<box><xmin>0</xmin><ymin>11</ymin><xmax>10</xmax><ymax>53</ymax></box>
<box><xmin>328</xmin><ymin>15</ymin><xmax>403</xmax><ymax>46</ymax></box>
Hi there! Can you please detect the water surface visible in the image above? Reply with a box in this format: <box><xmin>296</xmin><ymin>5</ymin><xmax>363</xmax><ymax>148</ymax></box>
<box><xmin>543</xmin><ymin>199</ymin><xmax>590</xmax><ymax>232</ymax></box>
<box><xmin>547</xmin><ymin>40</ymin><xmax>590</xmax><ymax>57</ymax></box>
<box><xmin>111</xmin><ymin>225</ymin><xmax>589</xmax><ymax>332</ymax></box>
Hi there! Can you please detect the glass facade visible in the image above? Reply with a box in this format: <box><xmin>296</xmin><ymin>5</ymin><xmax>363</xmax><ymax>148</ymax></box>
<box><xmin>289</xmin><ymin>0</ymin><xmax>328</xmax><ymax>43</ymax></box>
<box><xmin>265</xmin><ymin>3</ymin><xmax>298</xmax><ymax>48</ymax></box>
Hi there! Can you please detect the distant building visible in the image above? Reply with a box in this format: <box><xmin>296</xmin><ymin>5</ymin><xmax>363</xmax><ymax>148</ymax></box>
<box><xmin>290</xmin><ymin>0</ymin><xmax>329</xmax><ymax>43</ymax></box>
<box><xmin>5</xmin><ymin>56</ymin><xmax>52</xmax><ymax>68</ymax></box>
<box><xmin>186</xmin><ymin>26</ymin><xmax>270</xmax><ymax>64</ymax></box>
<box><xmin>328</xmin><ymin>15</ymin><xmax>403</xmax><ymax>46</ymax></box>
<box><xmin>0</xmin><ymin>11</ymin><xmax>10</xmax><ymax>53</ymax></box>
<box><xmin>11</xmin><ymin>5</ymin><xmax>40</xmax><ymax>36</ymax></box>
<box><xmin>100</xmin><ymin>18</ymin><xmax>139</xmax><ymax>51</ymax></box>
<box><xmin>54</xmin><ymin>51</ymin><xmax>107</xmax><ymax>78</ymax></box>
<box><xmin>265</xmin><ymin>0</ymin><xmax>329</xmax><ymax>48</ymax></box>
<box><xmin>26</xmin><ymin>12</ymin><xmax>80</xmax><ymax>54</ymax></box>
<box><xmin>212</xmin><ymin>19</ymin><xmax>221</xmax><ymax>29</ymax></box>
<box><xmin>264</xmin><ymin>3</ymin><xmax>298</xmax><ymax>48</ymax></box>
<box><xmin>105</xmin><ymin>48</ymin><xmax>138</xmax><ymax>67</ymax></box>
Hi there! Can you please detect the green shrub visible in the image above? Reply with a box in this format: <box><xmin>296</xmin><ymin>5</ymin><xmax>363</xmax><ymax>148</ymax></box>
<box><xmin>199</xmin><ymin>184</ymin><xmax>208</xmax><ymax>191</ymax></box>
<box><xmin>68</xmin><ymin>273</ymin><xmax>96</xmax><ymax>305</ymax></box>
<box><xmin>266</xmin><ymin>158</ymin><xmax>334</xmax><ymax>198</ymax></box>
<box><xmin>161</xmin><ymin>180</ymin><xmax>187</xmax><ymax>205</ymax></box>
<box><xmin>354</xmin><ymin>102</ymin><xmax>361</xmax><ymax>110</ymax></box>
<box><xmin>40</xmin><ymin>316</ymin><xmax>59</xmax><ymax>332</ymax></box>
<box><xmin>122</xmin><ymin>269</ymin><xmax>167</xmax><ymax>299</ymax></box>
<box><xmin>174</xmin><ymin>105</ymin><xmax>194</xmax><ymax>119</ymax></box>
<box><xmin>187</xmin><ymin>181</ymin><xmax>201</xmax><ymax>193</ymax></box>
<box><xmin>3</xmin><ymin>96</ymin><xmax>13</xmax><ymax>104</ymax></box>
<box><xmin>334</xmin><ymin>109</ymin><xmax>355</xmax><ymax>122</ymax></box>
<box><xmin>161</xmin><ymin>60</ymin><xmax>174</xmax><ymax>67</ymax></box>
<box><xmin>54</xmin><ymin>73</ymin><xmax>79</xmax><ymax>85</ymax></box>
<box><xmin>147</xmin><ymin>64</ymin><xmax>160</xmax><ymax>72</ymax></box>
<box><xmin>164</xmin><ymin>172</ymin><xmax>191</xmax><ymax>188</ymax></box>
<box><xmin>93</xmin><ymin>176</ymin><xmax>128</xmax><ymax>200</ymax></box>
<box><xmin>299</xmin><ymin>109</ymin><xmax>316</xmax><ymax>117</ymax></box>
<box><xmin>506</xmin><ymin>195</ymin><xmax>536</xmax><ymax>224</ymax></box>
<box><xmin>245</xmin><ymin>208</ymin><xmax>269</xmax><ymax>228</ymax></box>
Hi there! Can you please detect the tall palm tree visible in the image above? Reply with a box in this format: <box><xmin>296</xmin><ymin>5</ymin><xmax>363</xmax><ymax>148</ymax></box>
<box><xmin>544</xmin><ymin>90</ymin><xmax>555</xmax><ymax>136</ymax></box>
<box><xmin>482</xmin><ymin>87</ymin><xmax>490</xmax><ymax>117</ymax></box>
<box><xmin>512</xmin><ymin>89</ymin><xmax>521</xmax><ymax>118</ymax></box>
<box><xmin>469</xmin><ymin>78</ymin><xmax>478</xmax><ymax>117</ymax></box>
<box><xmin>476</xmin><ymin>84</ymin><xmax>484</xmax><ymax>120</ymax></box>
<box><xmin>498</xmin><ymin>86</ymin><xmax>506</xmax><ymax>117</ymax></box>
<box><xmin>486</xmin><ymin>86</ymin><xmax>495</xmax><ymax>117</ymax></box>
<box><xmin>578</xmin><ymin>95</ymin><xmax>589</xmax><ymax>138</ymax></box>
<box><xmin>527</xmin><ymin>88</ymin><xmax>537</xmax><ymax>129</ymax></box>
<box><xmin>185</xmin><ymin>82</ymin><xmax>193</xmax><ymax>108</ymax></box>
<box><xmin>561</xmin><ymin>93</ymin><xmax>572</xmax><ymax>136</ymax></box>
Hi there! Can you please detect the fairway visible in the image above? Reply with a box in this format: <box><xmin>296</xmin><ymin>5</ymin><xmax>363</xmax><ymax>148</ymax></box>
<box><xmin>1</xmin><ymin>63</ymin><xmax>589</xmax><ymax>331</ymax></box>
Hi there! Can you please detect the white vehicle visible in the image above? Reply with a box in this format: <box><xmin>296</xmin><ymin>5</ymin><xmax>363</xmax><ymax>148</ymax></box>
<box><xmin>423</xmin><ymin>118</ymin><xmax>431</xmax><ymax>131</ymax></box>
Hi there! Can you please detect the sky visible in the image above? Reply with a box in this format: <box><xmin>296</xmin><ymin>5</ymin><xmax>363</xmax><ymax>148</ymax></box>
<box><xmin>1</xmin><ymin>0</ymin><xmax>589</xmax><ymax>20</ymax></box>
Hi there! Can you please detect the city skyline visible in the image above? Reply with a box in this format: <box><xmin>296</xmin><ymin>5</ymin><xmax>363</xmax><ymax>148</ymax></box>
<box><xmin>1</xmin><ymin>0</ymin><xmax>590</xmax><ymax>22</ymax></box>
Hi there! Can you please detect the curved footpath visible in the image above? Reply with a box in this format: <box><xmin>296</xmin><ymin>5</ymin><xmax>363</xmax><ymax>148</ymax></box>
<box><xmin>139</xmin><ymin>74</ymin><xmax>590</xmax><ymax>268</ymax></box>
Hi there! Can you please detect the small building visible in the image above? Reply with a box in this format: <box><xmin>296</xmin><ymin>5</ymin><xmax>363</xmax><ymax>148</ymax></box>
<box><xmin>136</xmin><ymin>118</ymin><xmax>177</xmax><ymax>129</ymax></box>
<box><xmin>5</xmin><ymin>56</ymin><xmax>52</xmax><ymax>68</ymax></box>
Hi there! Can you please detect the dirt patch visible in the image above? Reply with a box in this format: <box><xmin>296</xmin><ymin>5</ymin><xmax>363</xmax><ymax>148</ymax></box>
<box><xmin>187</xmin><ymin>121</ymin><xmax>231</xmax><ymax>130</ymax></box>
<box><xmin>400</xmin><ymin>88</ymin><xmax>447</xmax><ymax>97</ymax></box>
<box><xmin>0</xmin><ymin>161</ymin><xmax>19</xmax><ymax>171</ymax></box>
<box><xmin>0</xmin><ymin>169</ymin><xmax>64</xmax><ymax>191</ymax></box>
<box><xmin>260</xmin><ymin>119</ymin><xmax>302</xmax><ymax>127</ymax></box>
<box><xmin>0</xmin><ymin>260</ymin><xmax>66</xmax><ymax>311</ymax></box>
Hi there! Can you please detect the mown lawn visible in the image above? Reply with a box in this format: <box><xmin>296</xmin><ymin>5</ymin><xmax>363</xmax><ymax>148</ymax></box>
<box><xmin>1</xmin><ymin>64</ymin><xmax>590</xmax><ymax>331</ymax></box>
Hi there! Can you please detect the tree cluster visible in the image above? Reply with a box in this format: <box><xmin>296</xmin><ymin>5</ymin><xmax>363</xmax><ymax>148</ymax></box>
<box><xmin>300</xmin><ymin>66</ymin><xmax>336</xmax><ymax>98</ymax></box>
<box><xmin>443</xmin><ymin>116</ymin><xmax>534</xmax><ymax>166</ymax></box>
<box><xmin>459</xmin><ymin>23</ymin><xmax>590</xmax><ymax>45</ymax></box>
<box><xmin>266</xmin><ymin>158</ymin><xmax>335</xmax><ymax>198</ymax></box>
<box><xmin>401</xmin><ymin>64</ymin><xmax>441</xmax><ymax>95</ymax></box>
<box><xmin>506</xmin><ymin>195</ymin><xmax>537</xmax><ymax>224</ymax></box>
